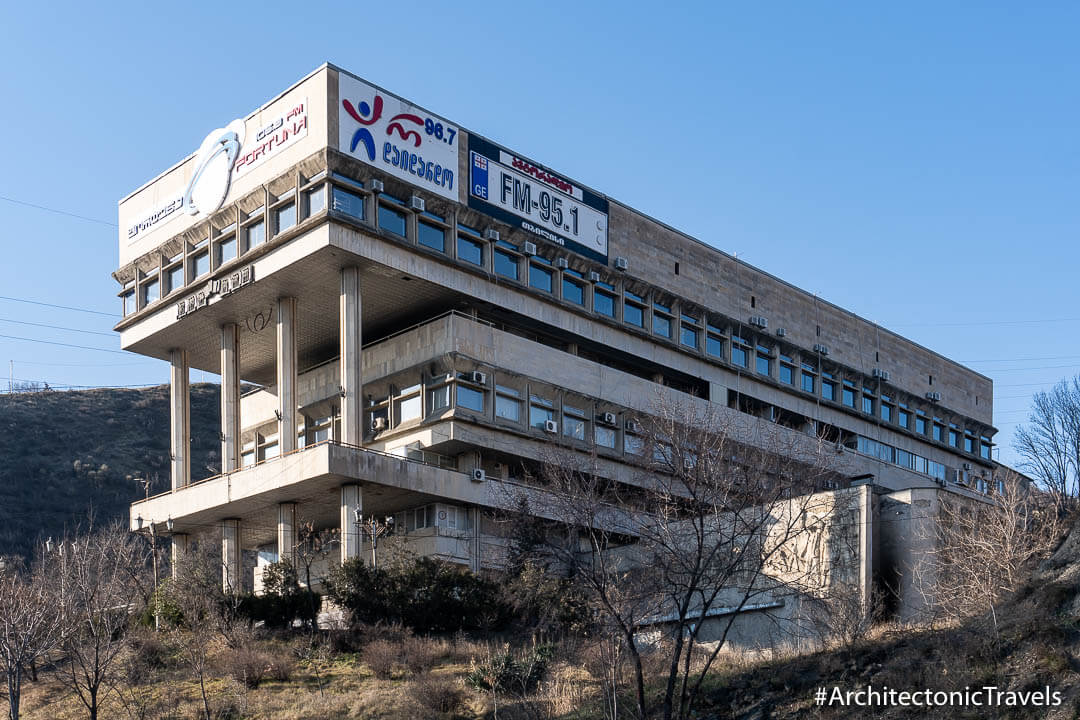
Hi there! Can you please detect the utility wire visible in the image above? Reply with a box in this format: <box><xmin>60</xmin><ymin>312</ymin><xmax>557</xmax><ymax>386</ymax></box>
<box><xmin>0</xmin><ymin>333</ymin><xmax>129</xmax><ymax>355</ymax></box>
<box><xmin>0</xmin><ymin>295</ymin><xmax>118</xmax><ymax>318</ymax></box>
<box><xmin>0</xmin><ymin>194</ymin><xmax>117</xmax><ymax>227</ymax></box>
<box><xmin>0</xmin><ymin>317</ymin><xmax>114</xmax><ymax>337</ymax></box>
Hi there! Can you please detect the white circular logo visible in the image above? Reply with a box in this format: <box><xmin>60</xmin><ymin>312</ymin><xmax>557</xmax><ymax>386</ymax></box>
<box><xmin>184</xmin><ymin>119</ymin><xmax>246</xmax><ymax>218</ymax></box>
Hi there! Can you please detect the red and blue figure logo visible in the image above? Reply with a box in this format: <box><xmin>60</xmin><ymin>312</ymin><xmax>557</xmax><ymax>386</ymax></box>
<box><xmin>342</xmin><ymin>96</ymin><xmax>383</xmax><ymax>161</ymax></box>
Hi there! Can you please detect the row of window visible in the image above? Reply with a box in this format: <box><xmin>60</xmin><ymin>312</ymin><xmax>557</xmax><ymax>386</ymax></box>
<box><xmin>122</xmin><ymin>173</ymin><xmax>328</xmax><ymax>316</ymax></box>
<box><xmin>241</xmin><ymin>414</ymin><xmax>333</xmax><ymax>467</ymax></box>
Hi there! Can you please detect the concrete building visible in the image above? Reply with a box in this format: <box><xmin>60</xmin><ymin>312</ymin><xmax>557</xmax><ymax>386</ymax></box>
<box><xmin>117</xmin><ymin>64</ymin><xmax>997</xmax><ymax>621</ymax></box>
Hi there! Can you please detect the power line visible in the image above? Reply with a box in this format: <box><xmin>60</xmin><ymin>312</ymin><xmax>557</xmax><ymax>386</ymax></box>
<box><xmin>0</xmin><ymin>194</ymin><xmax>117</xmax><ymax>228</ymax></box>
<box><xmin>0</xmin><ymin>295</ymin><xmax>118</xmax><ymax>318</ymax></box>
<box><xmin>0</xmin><ymin>333</ymin><xmax>129</xmax><ymax>355</ymax></box>
<box><xmin>962</xmin><ymin>354</ymin><xmax>1080</xmax><ymax>364</ymax></box>
<box><xmin>892</xmin><ymin>317</ymin><xmax>1080</xmax><ymax>329</ymax></box>
<box><xmin>0</xmin><ymin>317</ymin><xmax>114</xmax><ymax>337</ymax></box>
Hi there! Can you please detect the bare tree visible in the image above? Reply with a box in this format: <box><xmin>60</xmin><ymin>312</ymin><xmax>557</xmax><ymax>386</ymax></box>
<box><xmin>0</xmin><ymin>559</ymin><xmax>62</xmax><ymax>720</ymax></box>
<box><xmin>915</xmin><ymin>470</ymin><xmax>1063</xmax><ymax>631</ymax></box>
<box><xmin>53</xmin><ymin>525</ymin><xmax>152</xmax><ymax>720</ymax></box>
<box><xmin>1015</xmin><ymin>376</ymin><xmax>1080</xmax><ymax>500</ymax></box>
<box><xmin>511</xmin><ymin>396</ymin><xmax>852</xmax><ymax>720</ymax></box>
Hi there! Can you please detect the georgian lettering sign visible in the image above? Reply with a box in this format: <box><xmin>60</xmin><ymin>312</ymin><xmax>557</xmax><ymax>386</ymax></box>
<box><xmin>176</xmin><ymin>266</ymin><xmax>254</xmax><ymax>319</ymax></box>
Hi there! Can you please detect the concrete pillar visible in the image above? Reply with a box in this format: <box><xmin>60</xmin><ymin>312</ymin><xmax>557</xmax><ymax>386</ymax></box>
<box><xmin>339</xmin><ymin>268</ymin><xmax>363</xmax><ymax>446</ymax></box>
<box><xmin>857</xmin><ymin>483</ymin><xmax>873</xmax><ymax>611</ymax></box>
<box><xmin>220</xmin><ymin>323</ymin><xmax>241</xmax><ymax>472</ymax></box>
<box><xmin>340</xmin><ymin>484</ymin><xmax>362</xmax><ymax>563</ymax></box>
<box><xmin>277</xmin><ymin>297</ymin><xmax>298</xmax><ymax>454</ymax></box>
<box><xmin>221</xmin><ymin>519</ymin><xmax>241</xmax><ymax>593</ymax></box>
<box><xmin>277</xmin><ymin>502</ymin><xmax>297</xmax><ymax>567</ymax></box>
<box><xmin>169</xmin><ymin>349</ymin><xmax>190</xmax><ymax>490</ymax></box>
<box><xmin>469</xmin><ymin>507</ymin><xmax>481</xmax><ymax>573</ymax></box>
<box><xmin>170</xmin><ymin>533</ymin><xmax>189</xmax><ymax>579</ymax></box>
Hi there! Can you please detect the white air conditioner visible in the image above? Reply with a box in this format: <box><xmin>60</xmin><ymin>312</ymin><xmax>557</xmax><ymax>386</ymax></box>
<box><xmin>683</xmin><ymin>458</ymin><xmax>695</xmax><ymax>470</ymax></box>
<box><xmin>813</xmin><ymin>344</ymin><xmax>829</xmax><ymax>355</ymax></box>
<box><xmin>523</xmin><ymin>241</ymin><xmax>537</xmax><ymax>256</ymax></box>
<box><xmin>625</xmin><ymin>419</ymin><xmax>641</xmax><ymax>433</ymax></box>
<box><xmin>369</xmin><ymin>178</ymin><xmax>385</xmax><ymax>193</ymax></box>
<box><xmin>371</xmin><ymin>417</ymin><xmax>388</xmax><ymax>432</ymax></box>
<box><xmin>409</xmin><ymin>196</ymin><xmax>425</xmax><ymax>212</ymax></box>
<box><xmin>599</xmin><ymin>411</ymin><xmax>617</xmax><ymax>426</ymax></box>
<box><xmin>872</xmin><ymin>369</ymin><xmax>891</xmax><ymax>382</ymax></box>
<box><xmin>614</xmin><ymin>256</ymin><xmax>629</xmax><ymax>271</ymax></box>
<box><xmin>962</xmin><ymin>462</ymin><xmax>972</xmax><ymax>470</ymax></box>
<box><xmin>588</xmin><ymin>270</ymin><xmax>601</xmax><ymax>282</ymax></box>
<box><xmin>469</xmin><ymin>370</ymin><xmax>487</xmax><ymax>385</ymax></box>
<box><xmin>926</xmin><ymin>391</ymin><xmax>942</xmax><ymax>402</ymax></box>
<box><xmin>470</xmin><ymin>468</ymin><xmax>486</xmax><ymax>483</ymax></box>
<box><xmin>749</xmin><ymin>316</ymin><xmax>768</xmax><ymax>329</ymax></box>
<box><xmin>484</xmin><ymin>228</ymin><xmax>500</xmax><ymax>241</ymax></box>
<box><xmin>543</xmin><ymin>419</ymin><xmax>558</xmax><ymax>434</ymax></box>
<box><xmin>555</xmin><ymin>257</ymin><xmax>569</xmax><ymax>269</ymax></box>
<box><xmin>775</xmin><ymin>328</ymin><xmax>786</xmax><ymax>338</ymax></box>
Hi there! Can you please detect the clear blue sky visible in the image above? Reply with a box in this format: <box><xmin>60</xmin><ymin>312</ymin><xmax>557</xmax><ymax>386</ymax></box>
<box><xmin>1</xmin><ymin>1</ymin><xmax>1077</xmax><ymax>466</ymax></box>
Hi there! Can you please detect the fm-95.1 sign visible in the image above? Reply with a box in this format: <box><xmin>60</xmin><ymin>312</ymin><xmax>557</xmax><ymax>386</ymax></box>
<box><xmin>468</xmin><ymin>136</ymin><xmax>608</xmax><ymax>263</ymax></box>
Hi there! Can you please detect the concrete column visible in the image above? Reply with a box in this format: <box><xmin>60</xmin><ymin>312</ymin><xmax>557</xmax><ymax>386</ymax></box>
<box><xmin>169</xmin><ymin>349</ymin><xmax>190</xmax><ymax>490</ymax></box>
<box><xmin>221</xmin><ymin>519</ymin><xmax>241</xmax><ymax>593</ymax></box>
<box><xmin>340</xmin><ymin>484</ymin><xmax>362</xmax><ymax>563</ymax></box>
<box><xmin>220</xmin><ymin>323</ymin><xmax>241</xmax><ymax>472</ymax></box>
<box><xmin>277</xmin><ymin>502</ymin><xmax>297</xmax><ymax>567</ymax></box>
<box><xmin>339</xmin><ymin>268</ymin><xmax>363</xmax><ymax>446</ymax></box>
<box><xmin>857</xmin><ymin>483</ymin><xmax>873</xmax><ymax>611</ymax></box>
<box><xmin>469</xmin><ymin>507</ymin><xmax>481</xmax><ymax>573</ymax></box>
<box><xmin>170</xmin><ymin>533</ymin><xmax>189</xmax><ymax>579</ymax></box>
<box><xmin>277</xmin><ymin>297</ymin><xmax>298</xmax><ymax>454</ymax></box>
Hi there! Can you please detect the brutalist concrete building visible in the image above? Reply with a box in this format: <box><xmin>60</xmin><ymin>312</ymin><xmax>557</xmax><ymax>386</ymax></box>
<box><xmin>117</xmin><ymin>64</ymin><xmax>997</xmax><ymax>622</ymax></box>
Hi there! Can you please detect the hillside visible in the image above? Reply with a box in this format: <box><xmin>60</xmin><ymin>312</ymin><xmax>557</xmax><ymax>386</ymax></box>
<box><xmin>0</xmin><ymin>384</ymin><xmax>221</xmax><ymax>559</ymax></box>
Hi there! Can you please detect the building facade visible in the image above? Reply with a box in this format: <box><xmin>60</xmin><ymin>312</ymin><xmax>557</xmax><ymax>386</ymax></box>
<box><xmin>117</xmin><ymin>65</ymin><xmax>997</xmax><ymax>619</ymax></box>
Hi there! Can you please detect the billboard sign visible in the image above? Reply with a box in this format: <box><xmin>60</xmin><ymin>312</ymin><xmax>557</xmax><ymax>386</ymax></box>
<box><xmin>467</xmin><ymin>135</ymin><xmax>608</xmax><ymax>263</ymax></box>
<box><xmin>338</xmin><ymin>74</ymin><xmax>460</xmax><ymax>201</ymax></box>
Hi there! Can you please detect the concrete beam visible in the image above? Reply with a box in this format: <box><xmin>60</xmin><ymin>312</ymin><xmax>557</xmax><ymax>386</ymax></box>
<box><xmin>340</xmin><ymin>484</ymin><xmax>362</xmax><ymax>562</ymax></box>
<box><xmin>221</xmin><ymin>323</ymin><xmax>241</xmax><ymax>472</ymax></box>
<box><xmin>277</xmin><ymin>502</ymin><xmax>297</xmax><ymax>567</ymax></box>
<box><xmin>340</xmin><ymin>267</ymin><xmax>363</xmax><ymax>446</ymax></box>
<box><xmin>221</xmin><ymin>519</ymin><xmax>241</xmax><ymax>593</ymax></box>
<box><xmin>277</xmin><ymin>297</ymin><xmax>298</xmax><ymax>454</ymax></box>
<box><xmin>169</xmin><ymin>349</ymin><xmax>190</xmax><ymax>490</ymax></box>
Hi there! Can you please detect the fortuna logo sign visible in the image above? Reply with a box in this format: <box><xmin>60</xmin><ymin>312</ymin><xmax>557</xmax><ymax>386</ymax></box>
<box><xmin>183</xmin><ymin>119</ymin><xmax>246</xmax><ymax>218</ymax></box>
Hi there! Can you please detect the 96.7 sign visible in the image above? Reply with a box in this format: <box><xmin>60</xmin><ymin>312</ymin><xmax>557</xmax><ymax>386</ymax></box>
<box><xmin>468</xmin><ymin>136</ymin><xmax>608</xmax><ymax>263</ymax></box>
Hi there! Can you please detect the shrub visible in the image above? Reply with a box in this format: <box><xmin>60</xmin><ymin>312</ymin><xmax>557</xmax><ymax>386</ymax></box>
<box><xmin>223</xmin><ymin>644</ymin><xmax>296</xmax><ymax>688</ymax></box>
<box><xmin>409</xmin><ymin>672</ymin><xmax>466</xmax><ymax>716</ymax></box>
<box><xmin>363</xmin><ymin>638</ymin><xmax>401</xmax><ymax>679</ymax></box>
<box><xmin>401</xmin><ymin>634</ymin><xmax>443</xmax><ymax>675</ymax></box>
<box><xmin>236</xmin><ymin>561</ymin><xmax>321</xmax><ymax>629</ymax></box>
<box><xmin>466</xmin><ymin>643</ymin><xmax>554</xmax><ymax>696</ymax></box>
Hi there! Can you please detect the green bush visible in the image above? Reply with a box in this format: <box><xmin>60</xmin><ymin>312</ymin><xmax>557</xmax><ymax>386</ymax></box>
<box><xmin>326</xmin><ymin>557</ymin><xmax>509</xmax><ymax>633</ymax></box>
<box><xmin>236</xmin><ymin>561</ymin><xmax>321</xmax><ymax>629</ymax></box>
<box><xmin>466</xmin><ymin>643</ymin><xmax>554</xmax><ymax>695</ymax></box>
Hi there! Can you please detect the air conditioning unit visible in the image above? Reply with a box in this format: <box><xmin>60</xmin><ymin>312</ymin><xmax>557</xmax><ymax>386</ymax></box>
<box><xmin>371</xmin><ymin>417</ymin><xmax>388</xmax><ymax>432</ymax></box>
<box><xmin>625</xmin><ymin>419</ymin><xmax>641</xmax><ymax>433</ymax></box>
<box><xmin>484</xmin><ymin>228</ymin><xmax>500</xmax><ymax>241</ymax></box>
<box><xmin>588</xmin><ymin>270</ymin><xmax>601</xmax><ymax>282</ymax></box>
<box><xmin>813</xmin><ymin>344</ymin><xmax>830</xmax><ymax>355</ymax></box>
<box><xmin>555</xmin><ymin>257</ymin><xmax>569</xmax><ymax>269</ymax></box>
<box><xmin>369</xmin><ymin>178</ymin><xmax>385</xmax><ymax>193</ymax></box>
<box><xmin>470</xmin><ymin>468</ymin><xmax>486</xmax><ymax>483</ymax></box>
<box><xmin>523</xmin><ymin>241</ymin><xmax>537</xmax><ymax>256</ymax></box>
<box><xmin>962</xmin><ymin>462</ymin><xmax>972</xmax><ymax>471</ymax></box>
<box><xmin>543</xmin><ymin>419</ymin><xmax>558</xmax><ymax>434</ymax></box>
<box><xmin>872</xmin><ymin>369</ymin><xmax>891</xmax><ymax>381</ymax></box>
<box><xmin>683</xmin><ymin>458</ymin><xmax>695</xmax><ymax>470</ymax></box>
<box><xmin>926</xmin><ymin>391</ymin><xmax>942</xmax><ymax>402</ymax></box>
<box><xmin>748</xmin><ymin>316</ymin><xmax>768</xmax><ymax>329</ymax></box>
<box><xmin>775</xmin><ymin>328</ymin><xmax>786</xmax><ymax>338</ymax></box>
<box><xmin>614</xmin><ymin>256</ymin><xmax>629</xmax><ymax>271</ymax></box>
<box><xmin>409</xmin><ymin>196</ymin><xmax>425</xmax><ymax>212</ymax></box>
<box><xmin>468</xmin><ymin>370</ymin><xmax>487</xmax><ymax>385</ymax></box>
<box><xmin>599</xmin><ymin>411</ymin><xmax>617</xmax><ymax>426</ymax></box>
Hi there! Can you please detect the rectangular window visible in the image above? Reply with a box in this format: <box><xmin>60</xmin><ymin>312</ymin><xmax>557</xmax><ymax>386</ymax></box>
<box><xmin>563</xmin><ymin>405</ymin><xmax>587</xmax><ymax>440</ymax></box>
<box><xmin>276</xmin><ymin>203</ymin><xmax>296</xmax><ymax>234</ymax></box>
<box><xmin>166</xmin><ymin>264</ymin><xmax>184</xmax><ymax>294</ymax></box>
<box><xmin>949</xmin><ymin>428</ymin><xmax>959</xmax><ymax>447</ymax></box>
<box><xmin>704</xmin><ymin>333</ymin><xmax>723</xmax><ymax>358</ymax></box>
<box><xmin>246</xmin><ymin>220</ymin><xmax>265</xmax><ymax>249</ymax></box>
<box><xmin>495</xmin><ymin>385</ymin><xmax>522</xmax><ymax>423</ymax></box>
<box><xmin>193</xmin><ymin>250</ymin><xmax>210</xmax><ymax>278</ymax></box>
<box><xmin>801</xmin><ymin>363</ymin><xmax>816</xmax><ymax>393</ymax></box>
<box><xmin>429</xmin><ymin>385</ymin><xmax>451</xmax><ymax>414</ymax></box>
<box><xmin>822</xmin><ymin>379</ymin><xmax>836</xmax><ymax>402</ymax></box>
<box><xmin>562</xmin><ymin>277</ymin><xmax>584</xmax><ymax>305</ymax></box>
<box><xmin>881</xmin><ymin>402</ymin><xmax>893</xmax><ymax>423</ymax></box>
<box><xmin>898</xmin><ymin>408</ymin><xmax>910</xmax><ymax>429</ymax></box>
<box><xmin>916</xmin><ymin>413</ymin><xmax>927</xmax><ymax>434</ymax></box>
<box><xmin>378</xmin><ymin>202</ymin><xmax>407</xmax><ymax>237</ymax></box>
<box><xmin>332</xmin><ymin>187</ymin><xmax>365</xmax><ymax>219</ymax></box>
<box><xmin>980</xmin><ymin>437</ymin><xmax>992</xmax><ymax>460</ymax></box>
<box><xmin>779</xmin><ymin>363</ymin><xmax>793</xmax><ymax>384</ymax></box>
<box><xmin>731</xmin><ymin>345</ymin><xmax>748</xmax><ymax>368</ymax></box>
<box><xmin>418</xmin><ymin>220</ymin><xmax>445</xmax><ymax>252</ymax></box>
<box><xmin>964</xmin><ymin>434</ymin><xmax>975</xmax><ymax>453</ymax></box>
<box><xmin>595</xmin><ymin>425</ymin><xmax>616</xmax><ymax>448</ymax></box>
<box><xmin>141</xmin><ymin>276</ymin><xmax>160</xmax><ymax>305</ymax></box>
<box><xmin>842</xmin><ymin>381</ymin><xmax>856</xmax><ymax>408</ymax></box>
<box><xmin>529</xmin><ymin>395</ymin><xmax>554</xmax><ymax>429</ymax></box>
<box><xmin>933</xmin><ymin>423</ymin><xmax>944</xmax><ymax>442</ymax></box>
<box><xmin>217</xmin><ymin>235</ymin><xmax>237</xmax><ymax>266</ymax></box>
<box><xmin>624</xmin><ymin>433</ymin><xmax>643</xmax><ymax>455</ymax></box>
<box><xmin>863</xmin><ymin>396</ymin><xmax>874</xmax><ymax>414</ymax></box>
<box><xmin>653</xmin><ymin>313</ymin><xmax>671</xmax><ymax>338</ymax></box>
<box><xmin>681</xmin><ymin>324</ymin><xmax>699</xmax><ymax>349</ymax></box>
<box><xmin>396</xmin><ymin>394</ymin><xmax>422</xmax><ymax>424</ymax></box>
<box><xmin>756</xmin><ymin>345</ymin><xmax>772</xmax><ymax>376</ymax></box>
<box><xmin>122</xmin><ymin>290</ymin><xmax>135</xmax><ymax>316</ymax></box>
<box><xmin>457</xmin><ymin>234</ymin><xmax>484</xmax><ymax>266</ymax></box>
<box><xmin>529</xmin><ymin>264</ymin><xmax>553</xmax><ymax>293</ymax></box>
<box><xmin>594</xmin><ymin>289</ymin><xmax>615</xmax><ymax>317</ymax></box>
<box><xmin>306</xmin><ymin>186</ymin><xmax>326</xmax><ymax>216</ymax></box>
<box><xmin>624</xmin><ymin>297</ymin><xmax>644</xmax><ymax>327</ymax></box>
<box><xmin>494</xmin><ymin>249</ymin><xmax>519</xmax><ymax>280</ymax></box>
<box><xmin>456</xmin><ymin>385</ymin><xmax>484</xmax><ymax>412</ymax></box>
